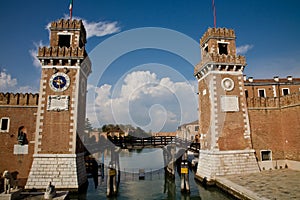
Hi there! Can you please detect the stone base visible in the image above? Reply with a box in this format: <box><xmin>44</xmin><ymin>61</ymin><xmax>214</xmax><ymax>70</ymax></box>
<box><xmin>25</xmin><ymin>154</ymin><xmax>87</xmax><ymax>190</ymax></box>
<box><xmin>196</xmin><ymin>149</ymin><xmax>259</xmax><ymax>183</ymax></box>
<box><xmin>0</xmin><ymin>189</ymin><xmax>22</xmax><ymax>200</ymax></box>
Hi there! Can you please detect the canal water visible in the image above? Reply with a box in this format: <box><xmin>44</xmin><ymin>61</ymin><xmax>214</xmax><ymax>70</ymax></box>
<box><xmin>76</xmin><ymin>149</ymin><xmax>234</xmax><ymax>200</ymax></box>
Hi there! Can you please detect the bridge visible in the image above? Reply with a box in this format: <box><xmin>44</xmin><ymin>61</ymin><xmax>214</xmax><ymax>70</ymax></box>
<box><xmin>107</xmin><ymin>136</ymin><xmax>200</xmax><ymax>153</ymax></box>
<box><xmin>85</xmin><ymin>135</ymin><xmax>201</xmax><ymax>196</ymax></box>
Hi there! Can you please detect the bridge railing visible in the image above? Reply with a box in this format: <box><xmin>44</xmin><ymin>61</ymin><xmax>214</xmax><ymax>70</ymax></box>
<box><xmin>108</xmin><ymin>136</ymin><xmax>200</xmax><ymax>153</ymax></box>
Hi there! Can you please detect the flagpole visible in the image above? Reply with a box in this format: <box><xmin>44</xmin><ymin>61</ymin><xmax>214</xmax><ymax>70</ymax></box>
<box><xmin>69</xmin><ymin>0</ymin><xmax>73</xmax><ymax>21</ymax></box>
<box><xmin>212</xmin><ymin>0</ymin><xmax>216</xmax><ymax>28</ymax></box>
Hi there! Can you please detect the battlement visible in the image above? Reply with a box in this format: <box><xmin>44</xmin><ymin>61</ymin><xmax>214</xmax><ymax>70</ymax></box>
<box><xmin>200</xmin><ymin>28</ymin><xmax>236</xmax><ymax>46</ymax></box>
<box><xmin>38</xmin><ymin>46</ymin><xmax>86</xmax><ymax>59</ymax></box>
<box><xmin>0</xmin><ymin>93</ymin><xmax>39</xmax><ymax>106</ymax></box>
<box><xmin>246</xmin><ymin>92</ymin><xmax>300</xmax><ymax>109</ymax></box>
<box><xmin>194</xmin><ymin>53</ymin><xmax>246</xmax><ymax>75</ymax></box>
<box><xmin>50</xmin><ymin>19</ymin><xmax>85</xmax><ymax>31</ymax></box>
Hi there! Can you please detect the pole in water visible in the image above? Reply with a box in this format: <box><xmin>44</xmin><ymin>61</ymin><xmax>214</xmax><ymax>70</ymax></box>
<box><xmin>180</xmin><ymin>151</ymin><xmax>190</xmax><ymax>193</ymax></box>
<box><xmin>107</xmin><ymin>161</ymin><xmax>117</xmax><ymax>196</ymax></box>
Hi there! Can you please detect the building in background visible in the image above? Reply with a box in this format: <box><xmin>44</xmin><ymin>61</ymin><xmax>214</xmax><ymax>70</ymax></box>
<box><xmin>176</xmin><ymin>120</ymin><xmax>199</xmax><ymax>142</ymax></box>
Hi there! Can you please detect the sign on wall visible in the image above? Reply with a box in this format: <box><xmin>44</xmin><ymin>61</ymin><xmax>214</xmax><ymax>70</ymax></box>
<box><xmin>14</xmin><ymin>144</ymin><xmax>28</xmax><ymax>154</ymax></box>
<box><xmin>47</xmin><ymin>95</ymin><xmax>69</xmax><ymax>111</ymax></box>
<box><xmin>221</xmin><ymin>95</ymin><xmax>239</xmax><ymax>112</ymax></box>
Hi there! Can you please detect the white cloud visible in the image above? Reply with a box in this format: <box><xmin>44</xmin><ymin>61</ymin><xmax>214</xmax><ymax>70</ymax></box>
<box><xmin>87</xmin><ymin>71</ymin><xmax>198</xmax><ymax>132</ymax></box>
<box><xmin>0</xmin><ymin>69</ymin><xmax>38</xmax><ymax>93</ymax></box>
<box><xmin>236</xmin><ymin>44</ymin><xmax>254</xmax><ymax>54</ymax></box>
<box><xmin>84</xmin><ymin>20</ymin><xmax>120</xmax><ymax>39</ymax></box>
<box><xmin>29</xmin><ymin>41</ymin><xmax>44</xmax><ymax>68</ymax></box>
<box><xmin>17</xmin><ymin>86</ymin><xmax>38</xmax><ymax>94</ymax></box>
<box><xmin>61</xmin><ymin>14</ymin><xmax>121</xmax><ymax>39</ymax></box>
<box><xmin>0</xmin><ymin>70</ymin><xmax>17</xmax><ymax>91</ymax></box>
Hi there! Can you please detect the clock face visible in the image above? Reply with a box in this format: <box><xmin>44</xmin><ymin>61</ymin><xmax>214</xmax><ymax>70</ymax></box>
<box><xmin>49</xmin><ymin>72</ymin><xmax>70</xmax><ymax>92</ymax></box>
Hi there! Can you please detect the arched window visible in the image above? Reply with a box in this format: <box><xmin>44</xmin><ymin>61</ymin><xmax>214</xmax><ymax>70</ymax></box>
<box><xmin>18</xmin><ymin>126</ymin><xmax>28</xmax><ymax>145</ymax></box>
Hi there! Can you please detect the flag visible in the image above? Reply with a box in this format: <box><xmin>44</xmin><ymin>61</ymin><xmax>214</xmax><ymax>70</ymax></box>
<box><xmin>69</xmin><ymin>0</ymin><xmax>73</xmax><ymax>21</ymax></box>
<box><xmin>212</xmin><ymin>0</ymin><xmax>216</xmax><ymax>28</ymax></box>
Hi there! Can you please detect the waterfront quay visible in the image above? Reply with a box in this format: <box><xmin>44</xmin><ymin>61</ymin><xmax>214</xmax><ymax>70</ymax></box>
<box><xmin>215</xmin><ymin>169</ymin><xmax>300</xmax><ymax>200</ymax></box>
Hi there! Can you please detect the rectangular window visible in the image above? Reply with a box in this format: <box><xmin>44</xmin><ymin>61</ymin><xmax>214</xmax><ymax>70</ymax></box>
<box><xmin>245</xmin><ymin>90</ymin><xmax>249</xmax><ymax>98</ymax></box>
<box><xmin>195</xmin><ymin>126</ymin><xmax>199</xmax><ymax>131</ymax></box>
<box><xmin>282</xmin><ymin>88</ymin><xmax>290</xmax><ymax>96</ymax></box>
<box><xmin>218</xmin><ymin>43</ymin><xmax>228</xmax><ymax>55</ymax></box>
<box><xmin>58</xmin><ymin>35</ymin><xmax>71</xmax><ymax>48</ymax></box>
<box><xmin>258</xmin><ymin>89</ymin><xmax>266</xmax><ymax>98</ymax></box>
<box><xmin>261</xmin><ymin>150</ymin><xmax>272</xmax><ymax>161</ymax></box>
<box><xmin>0</xmin><ymin>117</ymin><xmax>10</xmax><ymax>132</ymax></box>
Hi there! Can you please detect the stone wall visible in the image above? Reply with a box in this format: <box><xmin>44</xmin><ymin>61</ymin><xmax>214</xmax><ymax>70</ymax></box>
<box><xmin>25</xmin><ymin>153</ymin><xmax>87</xmax><ymax>190</ymax></box>
<box><xmin>196</xmin><ymin>149</ymin><xmax>259</xmax><ymax>183</ymax></box>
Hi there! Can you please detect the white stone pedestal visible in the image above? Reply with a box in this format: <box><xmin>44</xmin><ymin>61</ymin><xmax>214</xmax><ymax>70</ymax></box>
<box><xmin>25</xmin><ymin>154</ymin><xmax>86</xmax><ymax>190</ymax></box>
<box><xmin>196</xmin><ymin>149</ymin><xmax>259</xmax><ymax>184</ymax></box>
<box><xmin>0</xmin><ymin>189</ymin><xmax>22</xmax><ymax>200</ymax></box>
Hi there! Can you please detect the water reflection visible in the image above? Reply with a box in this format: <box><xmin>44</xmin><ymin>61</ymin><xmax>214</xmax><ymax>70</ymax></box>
<box><xmin>80</xmin><ymin>149</ymin><xmax>234</xmax><ymax>200</ymax></box>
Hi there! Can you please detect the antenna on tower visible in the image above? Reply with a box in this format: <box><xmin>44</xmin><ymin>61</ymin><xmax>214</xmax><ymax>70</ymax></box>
<box><xmin>69</xmin><ymin>0</ymin><xmax>73</xmax><ymax>21</ymax></box>
<box><xmin>212</xmin><ymin>0</ymin><xmax>217</xmax><ymax>28</ymax></box>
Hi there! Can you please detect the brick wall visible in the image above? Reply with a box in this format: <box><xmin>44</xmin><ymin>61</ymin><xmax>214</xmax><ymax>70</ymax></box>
<box><xmin>0</xmin><ymin>105</ymin><xmax>37</xmax><ymax>186</ymax></box>
<box><xmin>37</xmin><ymin>68</ymin><xmax>77</xmax><ymax>154</ymax></box>
<box><xmin>248</xmin><ymin>93</ymin><xmax>300</xmax><ymax>161</ymax></box>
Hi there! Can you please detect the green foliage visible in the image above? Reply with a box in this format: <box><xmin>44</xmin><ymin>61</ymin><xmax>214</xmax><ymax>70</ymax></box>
<box><xmin>101</xmin><ymin>124</ymin><xmax>151</xmax><ymax>138</ymax></box>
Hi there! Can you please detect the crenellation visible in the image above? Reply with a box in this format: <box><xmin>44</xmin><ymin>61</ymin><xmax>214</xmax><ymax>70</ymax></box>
<box><xmin>0</xmin><ymin>92</ymin><xmax>10</xmax><ymax>104</ymax></box>
<box><xmin>50</xmin><ymin>19</ymin><xmax>83</xmax><ymax>30</ymax></box>
<box><xmin>246</xmin><ymin>92</ymin><xmax>300</xmax><ymax>109</ymax></box>
<box><xmin>0</xmin><ymin>92</ymin><xmax>39</xmax><ymax>106</ymax></box>
<box><xmin>38</xmin><ymin>46</ymin><xmax>86</xmax><ymax>63</ymax></box>
<box><xmin>200</xmin><ymin>28</ymin><xmax>236</xmax><ymax>45</ymax></box>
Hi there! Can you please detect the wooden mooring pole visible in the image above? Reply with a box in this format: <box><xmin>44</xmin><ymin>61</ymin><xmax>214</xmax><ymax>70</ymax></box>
<box><xmin>180</xmin><ymin>151</ymin><xmax>190</xmax><ymax>193</ymax></box>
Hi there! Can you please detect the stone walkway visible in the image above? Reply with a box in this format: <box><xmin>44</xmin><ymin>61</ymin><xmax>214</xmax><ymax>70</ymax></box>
<box><xmin>216</xmin><ymin>169</ymin><xmax>300</xmax><ymax>200</ymax></box>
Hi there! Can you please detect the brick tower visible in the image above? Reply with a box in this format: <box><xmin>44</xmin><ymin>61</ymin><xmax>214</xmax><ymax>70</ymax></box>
<box><xmin>194</xmin><ymin>28</ymin><xmax>259</xmax><ymax>183</ymax></box>
<box><xmin>25</xmin><ymin>19</ymin><xmax>91</xmax><ymax>190</ymax></box>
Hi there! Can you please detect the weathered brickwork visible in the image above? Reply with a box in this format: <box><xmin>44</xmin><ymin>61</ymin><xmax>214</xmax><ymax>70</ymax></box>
<box><xmin>0</xmin><ymin>93</ymin><xmax>38</xmax><ymax>186</ymax></box>
<box><xmin>37</xmin><ymin>68</ymin><xmax>78</xmax><ymax>154</ymax></box>
<box><xmin>195</xmin><ymin>27</ymin><xmax>260</xmax><ymax>182</ymax></box>
<box><xmin>248</xmin><ymin>93</ymin><xmax>300</xmax><ymax>161</ymax></box>
<box><xmin>0</xmin><ymin>93</ymin><xmax>39</xmax><ymax>105</ymax></box>
<box><xmin>0</xmin><ymin>19</ymin><xmax>91</xmax><ymax>190</ymax></box>
<box><xmin>195</xmin><ymin>27</ymin><xmax>300</xmax><ymax>182</ymax></box>
<box><xmin>25</xmin><ymin>18</ymin><xmax>91</xmax><ymax>190</ymax></box>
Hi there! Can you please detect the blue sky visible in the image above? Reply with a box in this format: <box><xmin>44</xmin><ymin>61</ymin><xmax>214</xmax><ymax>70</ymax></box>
<box><xmin>1</xmin><ymin>0</ymin><xmax>300</xmax><ymax>131</ymax></box>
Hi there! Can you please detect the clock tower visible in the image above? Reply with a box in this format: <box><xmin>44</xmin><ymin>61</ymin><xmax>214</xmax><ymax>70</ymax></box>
<box><xmin>194</xmin><ymin>28</ymin><xmax>259</xmax><ymax>183</ymax></box>
<box><xmin>25</xmin><ymin>19</ymin><xmax>91</xmax><ymax>190</ymax></box>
